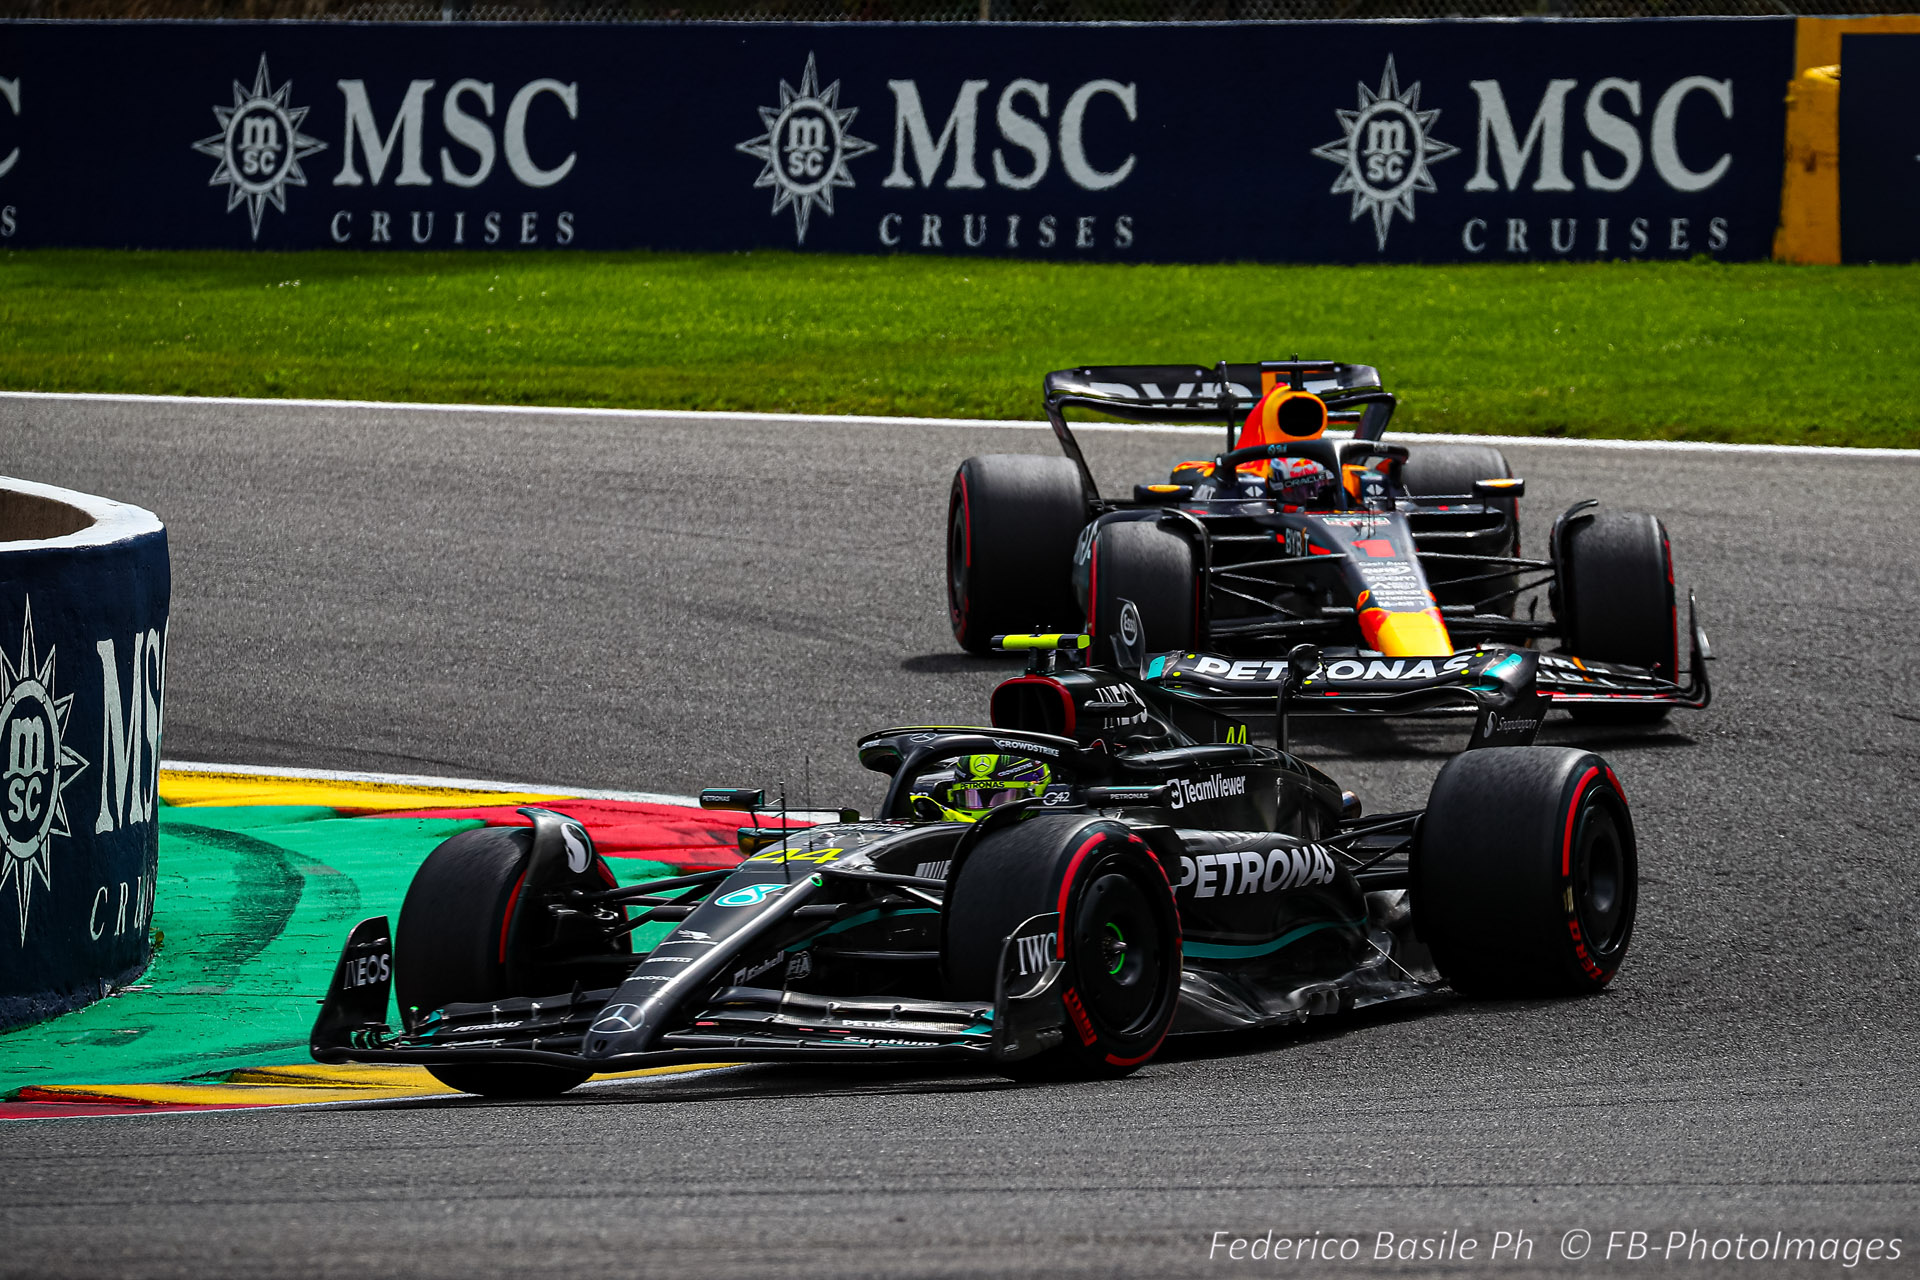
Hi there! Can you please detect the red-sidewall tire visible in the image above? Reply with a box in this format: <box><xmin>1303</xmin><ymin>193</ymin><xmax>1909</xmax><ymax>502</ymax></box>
<box><xmin>1412</xmin><ymin>747</ymin><xmax>1636</xmax><ymax>998</ymax></box>
<box><xmin>948</xmin><ymin>454</ymin><xmax>1088</xmax><ymax>654</ymax></box>
<box><xmin>945</xmin><ymin>815</ymin><xmax>1181</xmax><ymax>1079</ymax></box>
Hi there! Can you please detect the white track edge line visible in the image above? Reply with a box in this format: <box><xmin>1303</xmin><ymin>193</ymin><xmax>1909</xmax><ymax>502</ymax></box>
<box><xmin>9</xmin><ymin>389</ymin><xmax>1918</xmax><ymax>458</ymax></box>
<box><xmin>157</xmin><ymin>758</ymin><xmax>845</xmax><ymax>821</ymax></box>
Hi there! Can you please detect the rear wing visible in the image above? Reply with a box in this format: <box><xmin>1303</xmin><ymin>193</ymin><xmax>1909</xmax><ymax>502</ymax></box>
<box><xmin>1041</xmin><ymin>360</ymin><xmax>1396</xmax><ymax>503</ymax></box>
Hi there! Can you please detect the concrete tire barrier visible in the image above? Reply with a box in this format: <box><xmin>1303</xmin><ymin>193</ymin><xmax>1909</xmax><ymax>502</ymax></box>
<box><xmin>0</xmin><ymin>477</ymin><xmax>169</xmax><ymax>1031</ymax></box>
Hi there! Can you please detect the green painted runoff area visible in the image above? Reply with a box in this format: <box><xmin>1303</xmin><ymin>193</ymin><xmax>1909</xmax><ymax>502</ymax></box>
<box><xmin>0</xmin><ymin>805</ymin><xmax>677</xmax><ymax>1094</ymax></box>
<box><xmin>2</xmin><ymin>250</ymin><xmax>1917</xmax><ymax>447</ymax></box>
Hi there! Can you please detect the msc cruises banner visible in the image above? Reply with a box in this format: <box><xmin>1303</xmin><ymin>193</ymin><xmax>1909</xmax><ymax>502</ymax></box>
<box><xmin>0</xmin><ymin>495</ymin><xmax>168</xmax><ymax>1030</ymax></box>
<box><xmin>0</xmin><ymin>18</ymin><xmax>1794</xmax><ymax>261</ymax></box>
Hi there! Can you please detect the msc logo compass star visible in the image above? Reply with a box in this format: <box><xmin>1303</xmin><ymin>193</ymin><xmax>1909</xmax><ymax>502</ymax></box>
<box><xmin>192</xmin><ymin>54</ymin><xmax>327</xmax><ymax>241</ymax></box>
<box><xmin>736</xmin><ymin>53</ymin><xmax>875</xmax><ymax>245</ymax></box>
<box><xmin>0</xmin><ymin>600</ymin><xmax>87</xmax><ymax>945</ymax></box>
<box><xmin>1311</xmin><ymin>56</ymin><xmax>1459</xmax><ymax>251</ymax></box>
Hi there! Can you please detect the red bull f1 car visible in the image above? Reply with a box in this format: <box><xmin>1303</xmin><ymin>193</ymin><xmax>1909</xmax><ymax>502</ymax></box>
<box><xmin>311</xmin><ymin>632</ymin><xmax>1640</xmax><ymax>1096</ymax></box>
<box><xmin>946</xmin><ymin>359</ymin><xmax>1711</xmax><ymax>726</ymax></box>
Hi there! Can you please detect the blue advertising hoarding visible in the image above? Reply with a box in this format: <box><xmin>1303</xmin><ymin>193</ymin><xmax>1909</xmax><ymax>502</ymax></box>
<box><xmin>0</xmin><ymin>17</ymin><xmax>1794</xmax><ymax>261</ymax></box>
<box><xmin>0</xmin><ymin>487</ymin><xmax>169</xmax><ymax>1029</ymax></box>
<box><xmin>1840</xmin><ymin>33</ymin><xmax>1920</xmax><ymax>263</ymax></box>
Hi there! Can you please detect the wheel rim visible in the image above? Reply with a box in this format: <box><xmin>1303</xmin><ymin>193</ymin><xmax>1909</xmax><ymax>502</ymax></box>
<box><xmin>1571</xmin><ymin>794</ymin><xmax>1631</xmax><ymax>958</ymax></box>
<box><xmin>1071</xmin><ymin>867</ymin><xmax>1166</xmax><ymax>1036</ymax></box>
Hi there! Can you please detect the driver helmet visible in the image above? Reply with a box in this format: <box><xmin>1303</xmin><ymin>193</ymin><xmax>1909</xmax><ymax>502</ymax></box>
<box><xmin>1231</xmin><ymin>387</ymin><xmax>1332</xmax><ymax>486</ymax></box>
<box><xmin>1269</xmin><ymin>454</ymin><xmax>1336</xmax><ymax>508</ymax></box>
<box><xmin>918</xmin><ymin>754</ymin><xmax>1052</xmax><ymax>822</ymax></box>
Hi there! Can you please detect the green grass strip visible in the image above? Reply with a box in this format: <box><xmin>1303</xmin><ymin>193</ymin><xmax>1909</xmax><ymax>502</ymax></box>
<box><xmin>0</xmin><ymin>805</ymin><xmax>680</xmax><ymax>1093</ymax></box>
<box><xmin>3</xmin><ymin>249</ymin><xmax>1917</xmax><ymax>447</ymax></box>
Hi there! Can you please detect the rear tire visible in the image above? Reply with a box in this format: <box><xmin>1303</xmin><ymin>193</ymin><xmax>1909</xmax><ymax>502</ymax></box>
<box><xmin>1089</xmin><ymin>519</ymin><xmax>1197</xmax><ymax>656</ymax></box>
<box><xmin>396</xmin><ymin>826</ymin><xmax>594</xmax><ymax>1098</ymax></box>
<box><xmin>945</xmin><ymin>816</ymin><xmax>1181</xmax><ymax>1079</ymax></box>
<box><xmin>1560</xmin><ymin>509</ymin><xmax>1677</xmax><ymax>725</ymax></box>
<box><xmin>948</xmin><ymin>454</ymin><xmax>1088</xmax><ymax>654</ymax></box>
<box><xmin>1400</xmin><ymin>444</ymin><xmax>1519</xmax><ymax>614</ymax></box>
<box><xmin>1413</xmin><ymin>747</ymin><xmax>1636</xmax><ymax>997</ymax></box>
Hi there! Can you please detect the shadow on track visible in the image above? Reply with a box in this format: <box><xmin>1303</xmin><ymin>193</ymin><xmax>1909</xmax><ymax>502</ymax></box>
<box><xmin>898</xmin><ymin>652</ymin><xmax>1027</xmax><ymax>674</ymax></box>
<box><xmin>353</xmin><ymin>990</ymin><xmax>1623</xmax><ymax>1115</ymax></box>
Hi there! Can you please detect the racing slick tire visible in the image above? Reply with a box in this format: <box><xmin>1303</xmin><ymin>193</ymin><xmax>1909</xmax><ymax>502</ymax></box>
<box><xmin>395</xmin><ymin>826</ymin><xmax>595</xmax><ymax>1098</ymax></box>
<box><xmin>1089</xmin><ymin>518</ymin><xmax>1197</xmax><ymax>656</ymax></box>
<box><xmin>1412</xmin><ymin>747</ymin><xmax>1636</xmax><ymax>998</ymax></box>
<box><xmin>1400</xmin><ymin>444</ymin><xmax>1520</xmax><ymax>615</ymax></box>
<box><xmin>949</xmin><ymin>454</ymin><xmax>1088</xmax><ymax>653</ymax></box>
<box><xmin>944</xmin><ymin>816</ymin><xmax>1181</xmax><ymax>1080</ymax></box>
<box><xmin>1559</xmin><ymin>509</ymin><xmax>1678</xmax><ymax>725</ymax></box>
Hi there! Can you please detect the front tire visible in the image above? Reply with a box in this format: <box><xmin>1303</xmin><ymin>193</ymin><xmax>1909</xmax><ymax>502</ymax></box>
<box><xmin>1559</xmin><ymin>509</ymin><xmax>1678</xmax><ymax>724</ymax></box>
<box><xmin>945</xmin><ymin>816</ymin><xmax>1181</xmax><ymax>1079</ymax></box>
<box><xmin>396</xmin><ymin>826</ymin><xmax>596</xmax><ymax>1098</ymax></box>
<box><xmin>948</xmin><ymin>454</ymin><xmax>1088</xmax><ymax>653</ymax></box>
<box><xmin>1413</xmin><ymin>747</ymin><xmax>1636</xmax><ymax>997</ymax></box>
<box><xmin>1089</xmin><ymin>518</ymin><xmax>1197</xmax><ymax>656</ymax></box>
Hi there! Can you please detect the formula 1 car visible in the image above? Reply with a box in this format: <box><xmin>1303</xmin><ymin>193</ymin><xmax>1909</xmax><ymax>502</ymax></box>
<box><xmin>946</xmin><ymin>359</ymin><xmax>1710</xmax><ymax>724</ymax></box>
<box><xmin>311</xmin><ymin>632</ymin><xmax>1639</xmax><ymax>1096</ymax></box>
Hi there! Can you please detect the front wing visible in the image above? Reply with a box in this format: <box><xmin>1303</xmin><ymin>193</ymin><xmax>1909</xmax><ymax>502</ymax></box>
<box><xmin>1534</xmin><ymin>597</ymin><xmax>1712</xmax><ymax>711</ymax></box>
<box><xmin>1143</xmin><ymin>592</ymin><xmax>1710</xmax><ymax>730</ymax></box>
<box><xmin>310</xmin><ymin>916</ymin><xmax>1071</xmax><ymax>1074</ymax></box>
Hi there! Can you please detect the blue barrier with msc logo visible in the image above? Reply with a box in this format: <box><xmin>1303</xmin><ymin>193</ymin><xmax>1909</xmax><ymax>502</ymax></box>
<box><xmin>0</xmin><ymin>17</ymin><xmax>1792</xmax><ymax>261</ymax></box>
<box><xmin>0</xmin><ymin>481</ymin><xmax>169</xmax><ymax>1030</ymax></box>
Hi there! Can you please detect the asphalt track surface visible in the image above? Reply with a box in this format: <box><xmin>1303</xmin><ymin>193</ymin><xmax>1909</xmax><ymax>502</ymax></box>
<box><xmin>3</xmin><ymin>396</ymin><xmax>1917</xmax><ymax>1278</ymax></box>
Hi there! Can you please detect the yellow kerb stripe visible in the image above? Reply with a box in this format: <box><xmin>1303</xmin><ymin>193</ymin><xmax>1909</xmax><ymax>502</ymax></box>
<box><xmin>25</xmin><ymin>1062</ymin><xmax>739</xmax><ymax>1109</ymax></box>
<box><xmin>157</xmin><ymin>769</ymin><xmax>566</xmax><ymax>812</ymax></box>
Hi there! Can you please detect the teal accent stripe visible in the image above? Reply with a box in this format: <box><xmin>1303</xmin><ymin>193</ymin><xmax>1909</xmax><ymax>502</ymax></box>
<box><xmin>1146</xmin><ymin>655</ymin><xmax>1168</xmax><ymax>680</ymax></box>
<box><xmin>798</xmin><ymin>906</ymin><xmax>939</xmax><ymax>942</ymax></box>
<box><xmin>1183</xmin><ymin>916</ymin><xmax>1366</xmax><ymax>960</ymax></box>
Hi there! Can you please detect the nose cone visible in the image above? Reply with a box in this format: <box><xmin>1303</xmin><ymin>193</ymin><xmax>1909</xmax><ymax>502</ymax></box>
<box><xmin>1362</xmin><ymin>607</ymin><xmax>1453</xmax><ymax>657</ymax></box>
